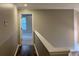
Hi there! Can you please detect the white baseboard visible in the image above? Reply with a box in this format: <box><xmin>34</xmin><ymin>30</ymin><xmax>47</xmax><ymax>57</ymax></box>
<box><xmin>14</xmin><ymin>44</ymin><xmax>21</xmax><ymax>56</ymax></box>
<box><xmin>34</xmin><ymin>44</ymin><xmax>39</xmax><ymax>56</ymax></box>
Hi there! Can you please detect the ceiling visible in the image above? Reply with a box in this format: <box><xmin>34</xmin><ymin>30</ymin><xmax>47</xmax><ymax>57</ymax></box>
<box><xmin>14</xmin><ymin>3</ymin><xmax>79</xmax><ymax>11</ymax></box>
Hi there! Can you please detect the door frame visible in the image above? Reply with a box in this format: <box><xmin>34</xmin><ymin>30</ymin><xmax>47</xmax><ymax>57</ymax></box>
<box><xmin>19</xmin><ymin>13</ymin><xmax>33</xmax><ymax>45</ymax></box>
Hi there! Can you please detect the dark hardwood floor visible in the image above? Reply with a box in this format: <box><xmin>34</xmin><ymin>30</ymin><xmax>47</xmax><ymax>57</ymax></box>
<box><xmin>16</xmin><ymin>45</ymin><xmax>37</xmax><ymax>56</ymax></box>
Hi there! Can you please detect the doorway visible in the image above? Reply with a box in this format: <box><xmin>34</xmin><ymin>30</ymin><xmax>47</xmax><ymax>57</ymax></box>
<box><xmin>21</xmin><ymin>14</ymin><xmax>32</xmax><ymax>45</ymax></box>
<box><xmin>16</xmin><ymin>14</ymin><xmax>37</xmax><ymax>56</ymax></box>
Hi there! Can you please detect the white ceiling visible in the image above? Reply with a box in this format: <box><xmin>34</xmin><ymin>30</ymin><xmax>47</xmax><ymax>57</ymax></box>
<box><xmin>14</xmin><ymin>3</ymin><xmax>79</xmax><ymax>11</ymax></box>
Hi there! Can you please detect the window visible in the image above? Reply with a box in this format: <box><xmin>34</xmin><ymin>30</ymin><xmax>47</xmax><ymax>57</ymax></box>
<box><xmin>21</xmin><ymin>16</ymin><xmax>27</xmax><ymax>30</ymax></box>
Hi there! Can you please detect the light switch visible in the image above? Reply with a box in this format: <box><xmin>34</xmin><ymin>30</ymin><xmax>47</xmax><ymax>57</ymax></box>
<box><xmin>3</xmin><ymin>20</ymin><xmax>8</xmax><ymax>26</ymax></box>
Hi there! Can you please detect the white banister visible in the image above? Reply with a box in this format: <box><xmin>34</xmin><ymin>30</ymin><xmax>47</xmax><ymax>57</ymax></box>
<box><xmin>35</xmin><ymin>30</ymin><xmax>69</xmax><ymax>54</ymax></box>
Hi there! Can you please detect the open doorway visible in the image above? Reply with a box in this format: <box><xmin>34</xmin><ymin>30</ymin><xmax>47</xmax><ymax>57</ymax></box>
<box><xmin>16</xmin><ymin>14</ymin><xmax>37</xmax><ymax>56</ymax></box>
<box><xmin>21</xmin><ymin>14</ymin><xmax>32</xmax><ymax>45</ymax></box>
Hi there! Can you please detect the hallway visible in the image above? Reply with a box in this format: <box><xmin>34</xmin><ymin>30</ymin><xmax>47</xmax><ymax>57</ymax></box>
<box><xmin>16</xmin><ymin>45</ymin><xmax>37</xmax><ymax>56</ymax></box>
<box><xmin>21</xmin><ymin>14</ymin><xmax>32</xmax><ymax>45</ymax></box>
<box><xmin>22</xmin><ymin>32</ymin><xmax>32</xmax><ymax>45</ymax></box>
<box><xmin>1</xmin><ymin>3</ymin><xmax>79</xmax><ymax>56</ymax></box>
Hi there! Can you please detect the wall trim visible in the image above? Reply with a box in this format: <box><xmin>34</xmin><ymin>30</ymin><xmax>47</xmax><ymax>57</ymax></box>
<box><xmin>14</xmin><ymin>44</ymin><xmax>21</xmax><ymax>56</ymax></box>
<box><xmin>34</xmin><ymin>43</ymin><xmax>39</xmax><ymax>56</ymax></box>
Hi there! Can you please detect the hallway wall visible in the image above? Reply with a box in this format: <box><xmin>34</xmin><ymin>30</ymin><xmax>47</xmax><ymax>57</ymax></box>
<box><xmin>0</xmin><ymin>4</ymin><xmax>18</xmax><ymax>55</ymax></box>
<box><xmin>19</xmin><ymin>9</ymin><xmax>74</xmax><ymax>49</ymax></box>
<box><xmin>77</xmin><ymin>11</ymin><xmax>79</xmax><ymax>43</ymax></box>
<box><xmin>26</xmin><ymin>15</ymin><xmax>32</xmax><ymax>33</ymax></box>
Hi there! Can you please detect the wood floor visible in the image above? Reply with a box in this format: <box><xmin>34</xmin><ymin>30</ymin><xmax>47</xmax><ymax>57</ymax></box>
<box><xmin>16</xmin><ymin>45</ymin><xmax>37</xmax><ymax>56</ymax></box>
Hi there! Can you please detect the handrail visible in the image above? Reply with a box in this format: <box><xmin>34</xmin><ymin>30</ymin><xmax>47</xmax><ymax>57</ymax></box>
<box><xmin>35</xmin><ymin>30</ymin><xmax>70</xmax><ymax>53</ymax></box>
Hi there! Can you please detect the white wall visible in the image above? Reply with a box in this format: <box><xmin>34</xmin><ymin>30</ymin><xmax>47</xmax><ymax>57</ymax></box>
<box><xmin>26</xmin><ymin>15</ymin><xmax>32</xmax><ymax>33</ymax></box>
<box><xmin>19</xmin><ymin>9</ymin><xmax>74</xmax><ymax>49</ymax></box>
<box><xmin>77</xmin><ymin>11</ymin><xmax>79</xmax><ymax>44</ymax></box>
<box><xmin>0</xmin><ymin>4</ymin><xmax>18</xmax><ymax>55</ymax></box>
<box><xmin>73</xmin><ymin>10</ymin><xmax>79</xmax><ymax>51</ymax></box>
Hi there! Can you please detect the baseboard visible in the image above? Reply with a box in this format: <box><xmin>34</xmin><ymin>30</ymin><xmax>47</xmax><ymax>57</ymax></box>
<box><xmin>14</xmin><ymin>44</ymin><xmax>21</xmax><ymax>56</ymax></box>
<box><xmin>34</xmin><ymin>43</ymin><xmax>39</xmax><ymax>56</ymax></box>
